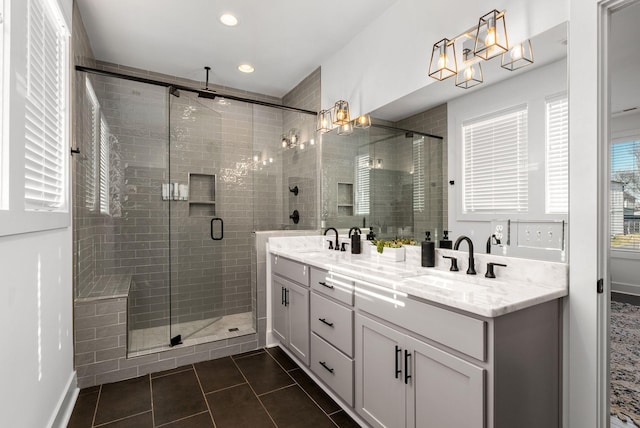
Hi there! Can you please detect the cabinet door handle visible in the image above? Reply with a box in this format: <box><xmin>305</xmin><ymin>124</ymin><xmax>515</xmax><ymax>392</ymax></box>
<box><xmin>319</xmin><ymin>361</ymin><xmax>334</xmax><ymax>374</ymax></box>
<box><xmin>404</xmin><ymin>350</ymin><xmax>412</xmax><ymax>385</ymax></box>
<box><xmin>318</xmin><ymin>281</ymin><xmax>334</xmax><ymax>289</ymax></box>
<box><xmin>284</xmin><ymin>288</ymin><xmax>289</xmax><ymax>306</ymax></box>
<box><xmin>318</xmin><ymin>318</ymin><xmax>334</xmax><ymax>327</ymax></box>
<box><xmin>281</xmin><ymin>287</ymin><xmax>285</xmax><ymax>305</ymax></box>
<box><xmin>395</xmin><ymin>345</ymin><xmax>402</xmax><ymax>379</ymax></box>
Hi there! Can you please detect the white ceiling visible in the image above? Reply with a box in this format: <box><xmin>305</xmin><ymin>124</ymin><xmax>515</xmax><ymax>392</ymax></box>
<box><xmin>76</xmin><ymin>0</ymin><xmax>397</xmax><ymax>98</ymax></box>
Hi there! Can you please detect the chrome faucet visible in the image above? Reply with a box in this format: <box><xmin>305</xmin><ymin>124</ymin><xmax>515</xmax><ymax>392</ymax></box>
<box><xmin>324</xmin><ymin>227</ymin><xmax>339</xmax><ymax>251</ymax></box>
<box><xmin>454</xmin><ymin>236</ymin><xmax>476</xmax><ymax>275</ymax></box>
<box><xmin>348</xmin><ymin>227</ymin><xmax>362</xmax><ymax>238</ymax></box>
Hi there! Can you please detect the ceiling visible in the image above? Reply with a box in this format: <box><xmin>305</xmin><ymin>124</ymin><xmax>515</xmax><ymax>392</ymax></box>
<box><xmin>76</xmin><ymin>0</ymin><xmax>397</xmax><ymax>98</ymax></box>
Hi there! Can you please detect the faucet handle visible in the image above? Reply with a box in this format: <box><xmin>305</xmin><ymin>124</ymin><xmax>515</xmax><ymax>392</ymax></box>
<box><xmin>485</xmin><ymin>262</ymin><xmax>507</xmax><ymax>278</ymax></box>
<box><xmin>442</xmin><ymin>255</ymin><xmax>459</xmax><ymax>272</ymax></box>
<box><xmin>340</xmin><ymin>242</ymin><xmax>349</xmax><ymax>252</ymax></box>
<box><xmin>327</xmin><ymin>240</ymin><xmax>334</xmax><ymax>250</ymax></box>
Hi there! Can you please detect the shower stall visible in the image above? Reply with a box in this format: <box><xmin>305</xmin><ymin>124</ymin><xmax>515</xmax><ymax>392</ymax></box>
<box><xmin>74</xmin><ymin>67</ymin><xmax>316</xmax><ymax>355</ymax></box>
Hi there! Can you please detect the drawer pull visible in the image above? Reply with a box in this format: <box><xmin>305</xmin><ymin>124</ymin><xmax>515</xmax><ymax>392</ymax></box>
<box><xmin>404</xmin><ymin>350</ymin><xmax>412</xmax><ymax>385</ymax></box>
<box><xmin>319</xmin><ymin>361</ymin><xmax>334</xmax><ymax>374</ymax></box>
<box><xmin>281</xmin><ymin>287</ymin><xmax>285</xmax><ymax>305</ymax></box>
<box><xmin>318</xmin><ymin>318</ymin><xmax>334</xmax><ymax>327</ymax></box>
<box><xmin>318</xmin><ymin>281</ymin><xmax>334</xmax><ymax>289</ymax></box>
<box><xmin>395</xmin><ymin>345</ymin><xmax>402</xmax><ymax>379</ymax></box>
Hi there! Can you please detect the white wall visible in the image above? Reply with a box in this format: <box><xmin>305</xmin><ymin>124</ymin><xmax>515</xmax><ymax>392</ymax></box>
<box><xmin>447</xmin><ymin>59</ymin><xmax>568</xmax><ymax>261</ymax></box>
<box><xmin>610</xmin><ymin>111</ymin><xmax>640</xmax><ymax>295</ymax></box>
<box><xmin>0</xmin><ymin>0</ymin><xmax>76</xmax><ymax>426</ymax></box>
<box><xmin>320</xmin><ymin>0</ymin><xmax>569</xmax><ymax>117</ymax></box>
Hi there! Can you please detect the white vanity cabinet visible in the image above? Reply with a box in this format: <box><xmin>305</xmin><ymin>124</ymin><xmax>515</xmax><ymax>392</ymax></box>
<box><xmin>271</xmin><ymin>254</ymin><xmax>310</xmax><ymax>365</ymax></box>
<box><xmin>309</xmin><ymin>267</ymin><xmax>355</xmax><ymax>406</ymax></box>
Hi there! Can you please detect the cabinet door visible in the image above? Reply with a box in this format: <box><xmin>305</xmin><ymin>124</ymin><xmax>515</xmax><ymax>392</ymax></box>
<box><xmin>271</xmin><ymin>275</ymin><xmax>288</xmax><ymax>344</ymax></box>
<box><xmin>407</xmin><ymin>336</ymin><xmax>485</xmax><ymax>428</ymax></box>
<box><xmin>355</xmin><ymin>314</ymin><xmax>406</xmax><ymax>428</ymax></box>
<box><xmin>287</xmin><ymin>281</ymin><xmax>310</xmax><ymax>365</ymax></box>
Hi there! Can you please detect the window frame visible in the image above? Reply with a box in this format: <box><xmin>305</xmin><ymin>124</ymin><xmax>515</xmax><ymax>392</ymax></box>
<box><xmin>0</xmin><ymin>0</ymin><xmax>71</xmax><ymax>237</ymax></box>
<box><xmin>610</xmin><ymin>130</ymin><xmax>640</xmax><ymax>254</ymax></box>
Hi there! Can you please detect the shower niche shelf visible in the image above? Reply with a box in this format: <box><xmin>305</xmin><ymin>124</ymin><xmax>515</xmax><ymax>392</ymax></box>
<box><xmin>337</xmin><ymin>182</ymin><xmax>354</xmax><ymax>217</ymax></box>
<box><xmin>188</xmin><ymin>173</ymin><xmax>216</xmax><ymax>217</ymax></box>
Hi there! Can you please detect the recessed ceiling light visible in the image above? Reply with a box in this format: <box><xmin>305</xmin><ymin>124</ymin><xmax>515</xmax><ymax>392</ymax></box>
<box><xmin>220</xmin><ymin>14</ymin><xmax>238</xmax><ymax>26</ymax></box>
<box><xmin>238</xmin><ymin>64</ymin><xmax>255</xmax><ymax>73</ymax></box>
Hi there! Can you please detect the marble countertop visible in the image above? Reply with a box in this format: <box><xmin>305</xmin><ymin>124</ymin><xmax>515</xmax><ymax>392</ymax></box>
<box><xmin>268</xmin><ymin>235</ymin><xmax>568</xmax><ymax>318</ymax></box>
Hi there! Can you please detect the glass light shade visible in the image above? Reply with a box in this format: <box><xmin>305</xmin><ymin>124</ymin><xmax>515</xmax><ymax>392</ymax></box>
<box><xmin>455</xmin><ymin>49</ymin><xmax>483</xmax><ymax>89</ymax></box>
<box><xmin>317</xmin><ymin>109</ymin><xmax>333</xmax><ymax>133</ymax></box>
<box><xmin>281</xmin><ymin>135</ymin><xmax>288</xmax><ymax>148</ymax></box>
<box><xmin>474</xmin><ymin>10</ymin><xmax>508</xmax><ymax>60</ymax></box>
<box><xmin>428</xmin><ymin>38</ymin><xmax>457</xmax><ymax>81</ymax></box>
<box><xmin>354</xmin><ymin>114</ymin><xmax>371</xmax><ymax>129</ymax></box>
<box><xmin>501</xmin><ymin>40</ymin><xmax>534</xmax><ymax>71</ymax></box>
<box><xmin>333</xmin><ymin>100</ymin><xmax>351</xmax><ymax>125</ymax></box>
<box><xmin>337</xmin><ymin>122</ymin><xmax>353</xmax><ymax>136</ymax></box>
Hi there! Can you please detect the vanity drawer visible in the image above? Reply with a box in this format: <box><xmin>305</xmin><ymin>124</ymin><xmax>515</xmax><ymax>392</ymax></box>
<box><xmin>310</xmin><ymin>292</ymin><xmax>353</xmax><ymax>357</ymax></box>
<box><xmin>272</xmin><ymin>254</ymin><xmax>308</xmax><ymax>286</ymax></box>
<box><xmin>311</xmin><ymin>333</ymin><xmax>354</xmax><ymax>406</ymax></box>
<box><xmin>310</xmin><ymin>267</ymin><xmax>354</xmax><ymax>306</ymax></box>
<box><xmin>355</xmin><ymin>284</ymin><xmax>486</xmax><ymax>361</ymax></box>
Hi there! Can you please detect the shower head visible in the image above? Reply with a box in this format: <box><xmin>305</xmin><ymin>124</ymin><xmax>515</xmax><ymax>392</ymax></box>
<box><xmin>169</xmin><ymin>86</ymin><xmax>180</xmax><ymax>97</ymax></box>
<box><xmin>198</xmin><ymin>91</ymin><xmax>217</xmax><ymax>100</ymax></box>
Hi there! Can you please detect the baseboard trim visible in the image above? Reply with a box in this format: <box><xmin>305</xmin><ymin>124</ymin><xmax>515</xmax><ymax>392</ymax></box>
<box><xmin>611</xmin><ymin>281</ymin><xmax>640</xmax><ymax>297</ymax></box>
<box><xmin>48</xmin><ymin>371</ymin><xmax>79</xmax><ymax>428</ymax></box>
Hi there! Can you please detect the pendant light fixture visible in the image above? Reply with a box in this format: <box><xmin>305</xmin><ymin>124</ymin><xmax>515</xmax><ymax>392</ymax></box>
<box><xmin>354</xmin><ymin>114</ymin><xmax>371</xmax><ymax>129</ymax></box>
<box><xmin>428</xmin><ymin>38</ymin><xmax>457</xmax><ymax>81</ymax></box>
<box><xmin>455</xmin><ymin>48</ymin><xmax>483</xmax><ymax>89</ymax></box>
<box><xmin>473</xmin><ymin>10</ymin><xmax>508</xmax><ymax>60</ymax></box>
<box><xmin>501</xmin><ymin>39</ymin><xmax>534</xmax><ymax>71</ymax></box>
<box><xmin>337</xmin><ymin>122</ymin><xmax>354</xmax><ymax>136</ymax></box>
<box><xmin>317</xmin><ymin>109</ymin><xmax>333</xmax><ymax>133</ymax></box>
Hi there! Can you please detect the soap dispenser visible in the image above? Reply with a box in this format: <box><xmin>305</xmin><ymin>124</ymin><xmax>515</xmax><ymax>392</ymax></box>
<box><xmin>440</xmin><ymin>230</ymin><xmax>452</xmax><ymax>249</ymax></box>
<box><xmin>351</xmin><ymin>231</ymin><xmax>361</xmax><ymax>254</ymax></box>
<box><xmin>421</xmin><ymin>231</ymin><xmax>435</xmax><ymax>267</ymax></box>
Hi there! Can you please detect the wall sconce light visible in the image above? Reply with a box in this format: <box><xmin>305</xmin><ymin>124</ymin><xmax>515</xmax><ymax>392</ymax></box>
<box><xmin>455</xmin><ymin>48</ymin><xmax>483</xmax><ymax>89</ymax></box>
<box><xmin>376</xmin><ymin>159</ymin><xmax>383</xmax><ymax>169</ymax></box>
<box><xmin>428</xmin><ymin>38</ymin><xmax>457</xmax><ymax>81</ymax></box>
<box><xmin>337</xmin><ymin>122</ymin><xmax>354</xmax><ymax>136</ymax></box>
<box><xmin>333</xmin><ymin>100</ymin><xmax>351</xmax><ymax>125</ymax></box>
<box><xmin>501</xmin><ymin>39</ymin><xmax>534</xmax><ymax>71</ymax></box>
<box><xmin>317</xmin><ymin>110</ymin><xmax>333</xmax><ymax>133</ymax></box>
<box><xmin>354</xmin><ymin>114</ymin><xmax>371</xmax><ymax>129</ymax></box>
<box><xmin>474</xmin><ymin>10</ymin><xmax>508</xmax><ymax>60</ymax></box>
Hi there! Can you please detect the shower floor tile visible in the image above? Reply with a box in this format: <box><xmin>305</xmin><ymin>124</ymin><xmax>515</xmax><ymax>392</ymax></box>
<box><xmin>128</xmin><ymin>311</ymin><xmax>255</xmax><ymax>356</ymax></box>
<box><xmin>68</xmin><ymin>346</ymin><xmax>360</xmax><ymax>428</ymax></box>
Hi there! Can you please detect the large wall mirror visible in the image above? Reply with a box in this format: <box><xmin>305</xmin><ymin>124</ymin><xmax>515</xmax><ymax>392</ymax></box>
<box><xmin>321</xmin><ymin>22</ymin><xmax>569</xmax><ymax>261</ymax></box>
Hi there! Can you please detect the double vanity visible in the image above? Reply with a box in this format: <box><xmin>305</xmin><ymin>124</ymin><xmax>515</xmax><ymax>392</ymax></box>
<box><xmin>268</xmin><ymin>235</ymin><xmax>568</xmax><ymax>428</ymax></box>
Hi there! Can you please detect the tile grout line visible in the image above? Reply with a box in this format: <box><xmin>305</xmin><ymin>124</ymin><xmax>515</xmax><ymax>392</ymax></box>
<box><xmin>91</xmin><ymin>385</ymin><xmax>102</xmax><ymax>428</ymax></box>
<box><xmin>148</xmin><ymin>373</ymin><xmax>156</xmax><ymax>427</ymax></box>
<box><xmin>204</xmin><ymin>380</ymin><xmax>249</xmax><ymax>395</ymax></box>
<box><xmin>155</xmin><ymin>411</ymin><xmax>211</xmax><ymax>428</ymax></box>
<box><xmin>230</xmin><ymin>354</ymin><xmax>280</xmax><ymax>427</ymax></box>
<box><xmin>192</xmin><ymin>362</ymin><xmax>218</xmax><ymax>428</ymax></box>
<box><xmin>93</xmin><ymin>410</ymin><xmax>153</xmax><ymax>428</ymax></box>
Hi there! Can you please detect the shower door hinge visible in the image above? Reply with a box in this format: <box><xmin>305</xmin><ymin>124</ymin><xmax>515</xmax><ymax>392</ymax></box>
<box><xmin>597</xmin><ymin>278</ymin><xmax>604</xmax><ymax>294</ymax></box>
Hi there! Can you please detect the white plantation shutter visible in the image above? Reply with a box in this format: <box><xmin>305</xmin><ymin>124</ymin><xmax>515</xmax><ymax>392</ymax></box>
<box><xmin>413</xmin><ymin>137</ymin><xmax>425</xmax><ymax>212</ymax></box>
<box><xmin>24</xmin><ymin>0</ymin><xmax>68</xmax><ymax>210</ymax></box>
<box><xmin>85</xmin><ymin>77</ymin><xmax>98</xmax><ymax>210</ymax></box>
<box><xmin>355</xmin><ymin>154</ymin><xmax>370</xmax><ymax>215</ymax></box>
<box><xmin>545</xmin><ymin>94</ymin><xmax>569</xmax><ymax>213</ymax></box>
<box><xmin>463</xmin><ymin>107</ymin><xmax>528</xmax><ymax>213</ymax></box>
<box><xmin>99</xmin><ymin>114</ymin><xmax>110</xmax><ymax>214</ymax></box>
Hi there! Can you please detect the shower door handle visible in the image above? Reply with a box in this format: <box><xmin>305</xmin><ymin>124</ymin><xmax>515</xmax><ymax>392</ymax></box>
<box><xmin>210</xmin><ymin>217</ymin><xmax>224</xmax><ymax>240</ymax></box>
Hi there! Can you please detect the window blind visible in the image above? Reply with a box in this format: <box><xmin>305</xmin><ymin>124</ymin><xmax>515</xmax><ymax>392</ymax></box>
<box><xmin>99</xmin><ymin>114</ymin><xmax>110</xmax><ymax>214</ymax></box>
<box><xmin>413</xmin><ymin>137</ymin><xmax>425</xmax><ymax>212</ymax></box>
<box><xmin>462</xmin><ymin>107</ymin><xmax>528</xmax><ymax>213</ymax></box>
<box><xmin>546</xmin><ymin>95</ymin><xmax>568</xmax><ymax>214</ymax></box>
<box><xmin>24</xmin><ymin>0</ymin><xmax>67</xmax><ymax>210</ymax></box>
<box><xmin>355</xmin><ymin>154</ymin><xmax>370</xmax><ymax>215</ymax></box>
<box><xmin>610</xmin><ymin>140</ymin><xmax>640</xmax><ymax>249</ymax></box>
<box><xmin>85</xmin><ymin>77</ymin><xmax>98</xmax><ymax>210</ymax></box>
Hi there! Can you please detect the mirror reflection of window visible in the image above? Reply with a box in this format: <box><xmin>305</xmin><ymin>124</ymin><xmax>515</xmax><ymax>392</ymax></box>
<box><xmin>611</xmin><ymin>140</ymin><xmax>640</xmax><ymax>249</ymax></box>
<box><xmin>355</xmin><ymin>154</ymin><xmax>370</xmax><ymax>215</ymax></box>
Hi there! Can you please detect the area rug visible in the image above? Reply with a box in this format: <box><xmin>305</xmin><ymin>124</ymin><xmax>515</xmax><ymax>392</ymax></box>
<box><xmin>611</xmin><ymin>300</ymin><xmax>640</xmax><ymax>425</ymax></box>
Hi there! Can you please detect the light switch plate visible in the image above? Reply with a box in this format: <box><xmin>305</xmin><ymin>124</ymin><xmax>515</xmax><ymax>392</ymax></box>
<box><xmin>516</xmin><ymin>221</ymin><xmax>565</xmax><ymax>250</ymax></box>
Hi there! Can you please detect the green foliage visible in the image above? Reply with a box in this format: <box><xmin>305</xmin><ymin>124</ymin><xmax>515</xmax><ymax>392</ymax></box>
<box><xmin>373</xmin><ymin>238</ymin><xmax>418</xmax><ymax>253</ymax></box>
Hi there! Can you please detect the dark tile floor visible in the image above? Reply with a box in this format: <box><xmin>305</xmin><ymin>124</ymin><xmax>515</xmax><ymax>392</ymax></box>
<box><xmin>67</xmin><ymin>347</ymin><xmax>361</xmax><ymax>428</ymax></box>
